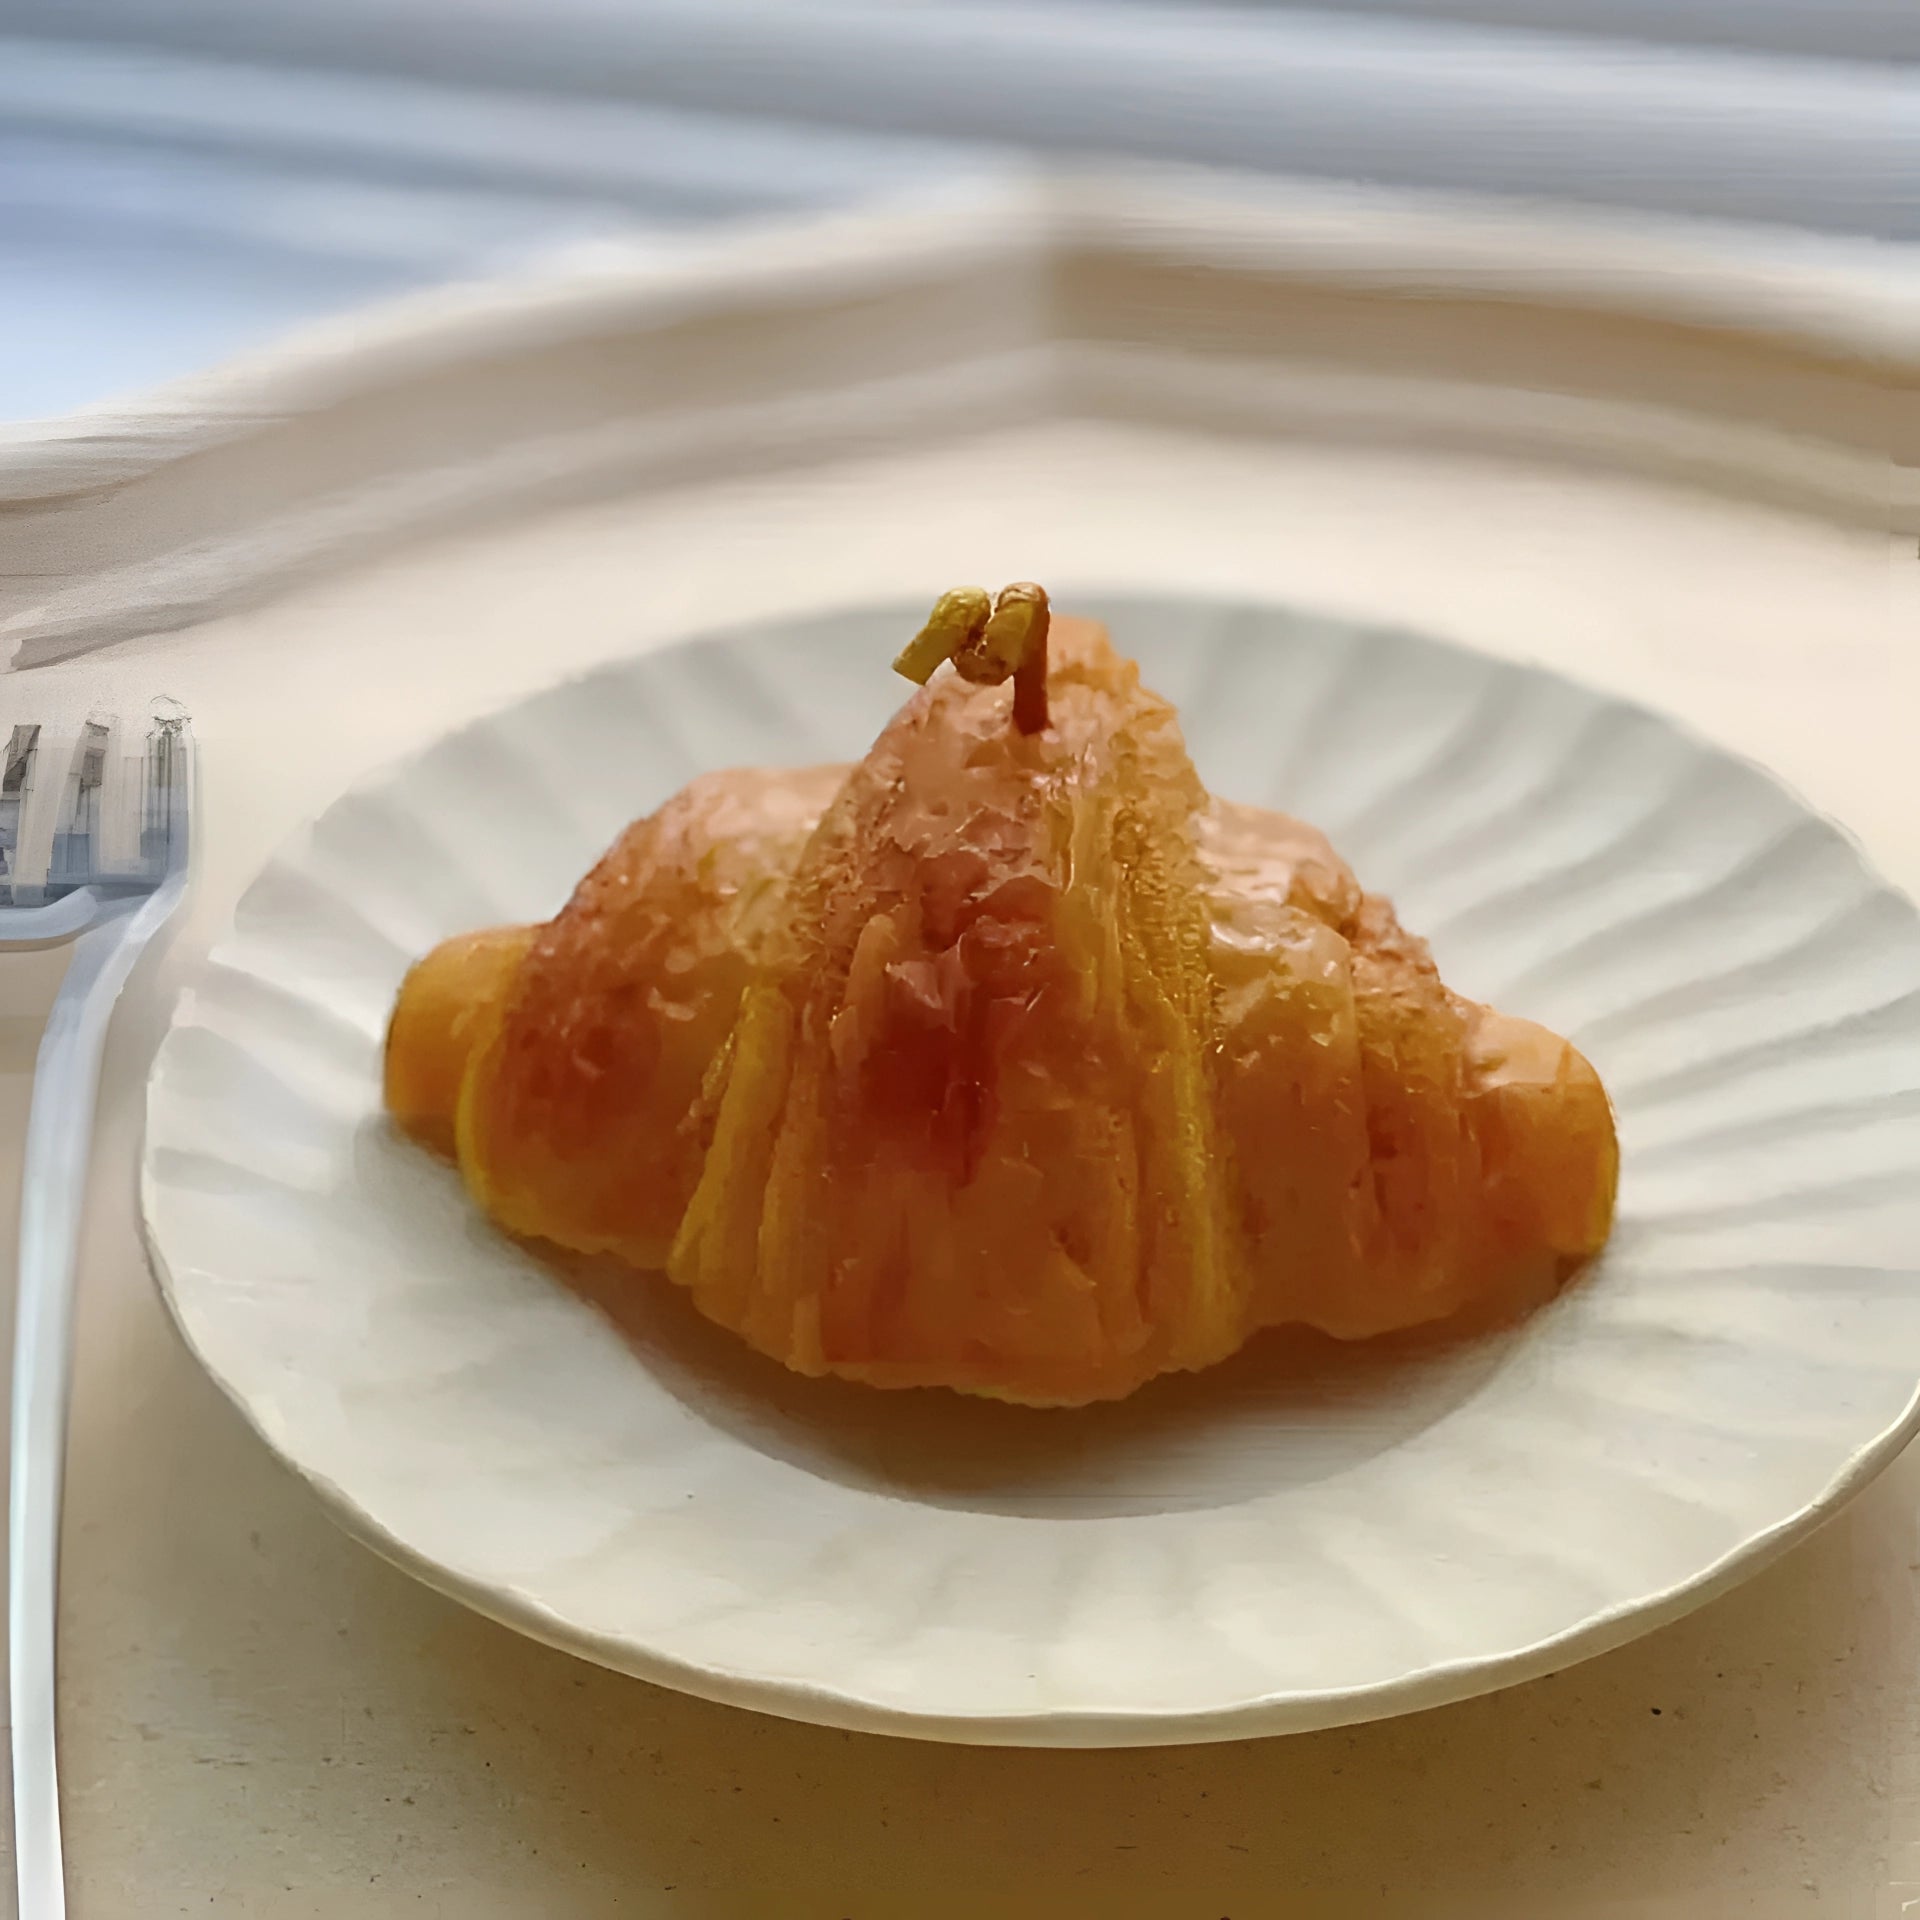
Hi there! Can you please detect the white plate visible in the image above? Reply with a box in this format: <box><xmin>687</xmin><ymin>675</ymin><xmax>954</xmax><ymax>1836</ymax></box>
<box><xmin>141</xmin><ymin>594</ymin><xmax>1920</xmax><ymax>1746</ymax></box>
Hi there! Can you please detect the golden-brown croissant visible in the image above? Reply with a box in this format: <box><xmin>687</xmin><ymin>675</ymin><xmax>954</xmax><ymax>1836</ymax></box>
<box><xmin>387</xmin><ymin>604</ymin><xmax>1616</xmax><ymax>1405</ymax></box>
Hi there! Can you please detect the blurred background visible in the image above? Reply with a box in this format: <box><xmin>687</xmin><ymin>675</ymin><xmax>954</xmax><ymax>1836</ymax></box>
<box><xmin>1</xmin><ymin>0</ymin><xmax>1910</xmax><ymax>421</ymax></box>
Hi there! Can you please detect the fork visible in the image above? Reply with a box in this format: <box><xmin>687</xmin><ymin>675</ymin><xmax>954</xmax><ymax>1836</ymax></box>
<box><xmin>1</xmin><ymin>706</ymin><xmax>192</xmax><ymax>1920</ymax></box>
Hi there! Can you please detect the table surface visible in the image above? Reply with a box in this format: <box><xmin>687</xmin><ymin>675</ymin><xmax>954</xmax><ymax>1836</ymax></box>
<box><xmin>2</xmin><ymin>420</ymin><xmax>1913</xmax><ymax>1917</ymax></box>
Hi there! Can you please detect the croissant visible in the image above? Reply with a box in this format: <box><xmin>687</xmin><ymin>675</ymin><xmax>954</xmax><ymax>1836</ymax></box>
<box><xmin>386</xmin><ymin>594</ymin><xmax>1617</xmax><ymax>1405</ymax></box>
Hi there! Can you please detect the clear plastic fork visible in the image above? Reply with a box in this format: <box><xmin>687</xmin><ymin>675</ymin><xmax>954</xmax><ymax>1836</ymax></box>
<box><xmin>0</xmin><ymin>709</ymin><xmax>192</xmax><ymax>1920</ymax></box>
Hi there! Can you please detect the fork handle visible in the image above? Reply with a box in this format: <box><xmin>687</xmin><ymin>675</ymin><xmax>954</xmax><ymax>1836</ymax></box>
<box><xmin>10</xmin><ymin>901</ymin><xmax>151</xmax><ymax>1920</ymax></box>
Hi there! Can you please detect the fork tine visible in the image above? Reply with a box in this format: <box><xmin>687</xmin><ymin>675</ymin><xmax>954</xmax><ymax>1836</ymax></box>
<box><xmin>1</xmin><ymin>712</ymin><xmax>182</xmax><ymax>911</ymax></box>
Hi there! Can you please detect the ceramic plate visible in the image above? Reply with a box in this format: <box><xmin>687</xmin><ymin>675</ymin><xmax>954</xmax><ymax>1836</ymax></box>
<box><xmin>142</xmin><ymin>595</ymin><xmax>1920</xmax><ymax>1745</ymax></box>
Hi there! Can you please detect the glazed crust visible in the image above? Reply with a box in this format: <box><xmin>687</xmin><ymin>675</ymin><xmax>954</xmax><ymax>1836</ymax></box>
<box><xmin>387</xmin><ymin>620</ymin><xmax>1616</xmax><ymax>1403</ymax></box>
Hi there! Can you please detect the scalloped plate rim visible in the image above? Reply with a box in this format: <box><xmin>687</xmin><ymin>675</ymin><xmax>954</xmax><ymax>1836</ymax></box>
<box><xmin>132</xmin><ymin>1186</ymin><xmax>1920</xmax><ymax>1744</ymax></box>
<box><xmin>139</xmin><ymin>590</ymin><xmax>1920</xmax><ymax>1746</ymax></box>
